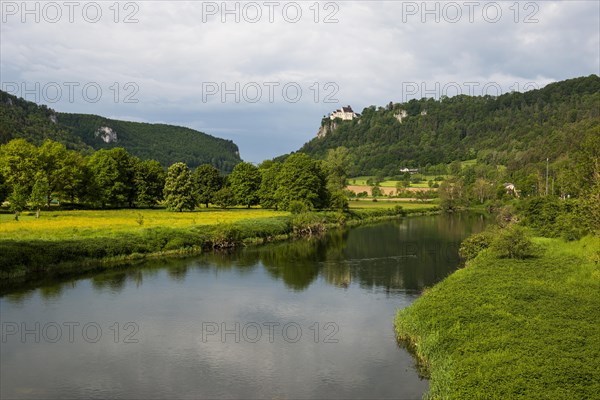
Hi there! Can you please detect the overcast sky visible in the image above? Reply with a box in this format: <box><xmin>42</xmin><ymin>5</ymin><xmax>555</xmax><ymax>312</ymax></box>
<box><xmin>1</xmin><ymin>1</ymin><xmax>599</xmax><ymax>162</ymax></box>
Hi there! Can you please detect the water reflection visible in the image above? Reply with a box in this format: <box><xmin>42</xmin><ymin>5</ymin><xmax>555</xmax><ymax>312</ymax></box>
<box><xmin>2</xmin><ymin>213</ymin><xmax>488</xmax><ymax>303</ymax></box>
<box><xmin>0</xmin><ymin>213</ymin><xmax>488</xmax><ymax>400</ymax></box>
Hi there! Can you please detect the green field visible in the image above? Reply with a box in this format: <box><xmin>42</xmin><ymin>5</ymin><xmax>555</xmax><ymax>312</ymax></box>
<box><xmin>348</xmin><ymin>200</ymin><xmax>437</xmax><ymax>210</ymax></box>
<box><xmin>395</xmin><ymin>235</ymin><xmax>600</xmax><ymax>399</ymax></box>
<box><xmin>0</xmin><ymin>208</ymin><xmax>288</xmax><ymax>241</ymax></box>
<box><xmin>349</xmin><ymin>175</ymin><xmax>447</xmax><ymax>189</ymax></box>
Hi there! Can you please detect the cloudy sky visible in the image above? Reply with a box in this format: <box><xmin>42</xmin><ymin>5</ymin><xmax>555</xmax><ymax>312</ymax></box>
<box><xmin>1</xmin><ymin>1</ymin><xmax>599</xmax><ymax>162</ymax></box>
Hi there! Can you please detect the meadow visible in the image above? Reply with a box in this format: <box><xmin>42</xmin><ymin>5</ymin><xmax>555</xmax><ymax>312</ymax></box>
<box><xmin>395</xmin><ymin>235</ymin><xmax>600</xmax><ymax>399</ymax></box>
<box><xmin>0</xmin><ymin>203</ymin><xmax>440</xmax><ymax>281</ymax></box>
<box><xmin>0</xmin><ymin>208</ymin><xmax>288</xmax><ymax>241</ymax></box>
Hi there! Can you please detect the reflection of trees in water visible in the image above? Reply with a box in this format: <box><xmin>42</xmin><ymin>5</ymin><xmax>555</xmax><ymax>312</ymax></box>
<box><xmin>1</xmin><ymin>214</ymin><xmax>491</xmax><ymax>301</ymax></box>
<box><xmin>257</xmin><ymin>237</ymin><xmax>327</xmax><ymax>291</ymax></box>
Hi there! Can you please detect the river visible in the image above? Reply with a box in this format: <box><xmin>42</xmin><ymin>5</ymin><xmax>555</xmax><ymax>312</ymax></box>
<box><xmin>0</xmin><ymin>213</ymin><xmax>487</xmax><ymax>399</ymax></box>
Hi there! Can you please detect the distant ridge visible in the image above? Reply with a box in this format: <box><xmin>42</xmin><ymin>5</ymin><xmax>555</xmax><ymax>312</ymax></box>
<box><xmin>297</xmin><ymin>75</ymin><xmax>600</xmax><ymax>176</ymax></box>
<box><xmin>0</xmin><ymin>90</ymin><xmax>242</xmax><ymax>172</ymax></box>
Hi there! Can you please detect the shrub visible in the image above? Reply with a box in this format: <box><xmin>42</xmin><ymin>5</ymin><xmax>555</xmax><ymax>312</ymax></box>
<box><xmin>210</xmin><ymin>223</ymin><xmax>243</xmax><ymax>248</ymax></box>
<box><xmin>490</xmin><ymin>225</ymin><xmax>536</xmax><ymax>259</ymax></box>
<box><xmin>288</xmin><ymin>200</ymin><xmax>311</xmax><ymax>214</ymax></box>
<box><xmin>459</xmin><ymin>231</ymin><xmax>494</xmax><ymax>261</ymax></box>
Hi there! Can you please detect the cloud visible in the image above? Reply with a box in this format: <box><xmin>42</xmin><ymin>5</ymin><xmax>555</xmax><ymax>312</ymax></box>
<box><xmin>1</xmin><ymin>0</ymin><xmax>598</xmax><ymax>162</ymax></box>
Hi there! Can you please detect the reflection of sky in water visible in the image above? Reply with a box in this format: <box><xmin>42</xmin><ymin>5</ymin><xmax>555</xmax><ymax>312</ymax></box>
<box><xmin>1</xmin><ymin>214</ymin><xmax>488</xmax><ymax>399</ymax></box>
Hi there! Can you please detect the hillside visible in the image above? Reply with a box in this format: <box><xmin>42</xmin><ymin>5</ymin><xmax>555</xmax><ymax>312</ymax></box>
<box><xmin>299</xmin><ymin>75</ymin><xmax>600</xmax><ymax>176</ymax></box>
<box><xmin>0</xmin><ymin>91</ymin><xmax>241</xmax><ymax>172</ymax></box>
<box><xmin>58</xmin><ymin>113</ymin><xmax>241</xmax><ymax>172</ymax></box>
<box><xmin>0</xmin><ymin>91</ymin><xmax>90</xmax><ymax>152</ymax></box>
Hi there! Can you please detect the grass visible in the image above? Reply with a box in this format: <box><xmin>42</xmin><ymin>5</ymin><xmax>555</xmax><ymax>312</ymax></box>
<box><xmin>395</xmin><ymin>235</ymin><xmax>600</xmax><ymax>399</ymax></box>
<box><xmin>0</xmin><ymin>208</ymin><xmax>288</xmax><ymax>241</ymax></box>
<box><xmin>0</xmin><ymin>204</ymin><xmax>440</xmax><ymax>283</ymax></box>
<box><xmin>349</xmin><ymin>175</ymin><xmax>446</xmax><ymax>189</ymax></box>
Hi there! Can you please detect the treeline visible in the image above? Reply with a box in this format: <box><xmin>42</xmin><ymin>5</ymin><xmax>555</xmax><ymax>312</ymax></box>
<box><xmin>0</xmin><ymin>139</ymin><xmax>352</xmax><ymax>216</ymax></box>
<box><xmin>436</xmin><ymin>128</ymin><xmax>600</xmax><ymax>238</ymax></box>
<box><xmin>300</xmin><ymin>75</ymin><xmax>600</xmax><ymax>177</ymax></box>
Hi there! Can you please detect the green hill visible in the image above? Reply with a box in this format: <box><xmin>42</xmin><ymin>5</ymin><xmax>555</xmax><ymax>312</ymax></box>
<box><xmin>299</xmin><ymin>75</ymin><xmax>600</xmax><ymax>176</ymax></box>
<box><xmin>57</xmin><ymin>113</ymin><xmax>241</xmax><ymax>172</ymax></box>
<box><xmin>0</xmin><ymin>91</ymin><xmax>241</xmax><ymax>172</ymax></box>
<box><xmin>0</xmin><ymin>90</ymin><xmax>90</xmax><ymax>152</ymax></box>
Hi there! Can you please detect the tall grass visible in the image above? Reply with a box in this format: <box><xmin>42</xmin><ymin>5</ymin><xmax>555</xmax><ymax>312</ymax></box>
<box><xmin>395</xmin><ymin>235</ymin><xmax>600</xmax><ymax>399</ymax></box>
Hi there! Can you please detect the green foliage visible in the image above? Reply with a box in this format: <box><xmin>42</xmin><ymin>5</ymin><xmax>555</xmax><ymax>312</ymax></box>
<box><xmin>228</xmin><ymin>162</ymin><xmax>261</xmax><ymax>208</ymax></box>
<box><xmin>193</xmin><ymin>164</ymin><xmax>223</xmax><ymax>208</ymax></box>
<box><xmin>0</xmin><ymin>90</ymin><xmax>241</xmax><ymax>172</ymax></box>
<box><xmin>87</xmin><ymin>148</ymin><xmax>138</xmax><ymax>207</ymax></box>
<box><xmin>56</xmin><ymin>112</ymin><xmax>241</xmax><ymax>172</ymax></box>
<box><xmin>300</xmin><ymin>75</ymin><xmax>600</xmax><ymax>177</ymax></box>
<box><xmin>258</xmin><ymin>161</ymin><xmax>281</xmax><ymax>209</ymax></box>
<box><xmin>30</xmin><ymin>172</ymin><xmax>49</xmax><ymax>217</ymax></box>
<box><xmin>163</xmin><ymin>162</ymin><xmax>196</xmax><ymax>211</ymax></box>
<box><xmin>323</xmin><ymin>146</ymin><xmax>352</xmax><ymax>192</ymax></box>
<box><xmin>135</xmin><ymin>159</ymin><xmax>166</xmax><ymax>207</ymax></box>
<box><xmin>371</xmin><ymin>185</ymin><xmax>383</xmax><ymax>197</ymax></box>
<box><xmin>520</xmin><ymin>197</ymin><xmax>593</xmax><ymax>239</ymax></box>
<box><xmin>439</xmin><ymin>177</ymin><xmax>466</xmax><ymax>212</ymax></box>
<box><xmin>0</xmin><ymin>91</ymin><xmax>89</xmax><ymax>151</ymax></box>
<box><xmin>489</xmin><ymin>225</ymin><xmax>536</xmax><ymax>259</ymax></box>
<box><xmin>291</xmin><ymin>212</ymin><xmax>325</xmax><ymax>236</ymax></box>
<box><xmin>212</xmin><ymin>187</ymin><xmax>235</xmax><ymax>209</ymax></box>
<box><xmin>7</xmin><ymin>184</ymin><xmax>29</xmax><ymax>216</ymax></box>
<box><xmin>288</xmin><ymin>200</ymin><xmax>311</xmax><ymax>214</ymax></box>
<box><xmin>458</xmin><ymin>230</ymin><xmax>494</xmax><ymax>261</ymax></box>
<box><xmin>275</xmin><ymin>153</ymin><xmax>329</xmax><ymax>211</ymax></box>
<box><xmin>0</xmin><ymin>138</ymin><xmax>39</xmax><ymax>190</ymax></box>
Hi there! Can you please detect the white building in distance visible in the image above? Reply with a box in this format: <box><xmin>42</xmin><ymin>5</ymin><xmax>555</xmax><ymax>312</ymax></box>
<box><xmin>330</xmin><ymin>105</ymin><xmax>357</xmax><ymax>121</ymax></box>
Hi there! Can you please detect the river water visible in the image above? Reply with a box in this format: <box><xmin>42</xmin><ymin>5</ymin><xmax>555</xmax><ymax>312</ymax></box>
<box><xmin>0</xmin><ymin>213</ymin><xmax>487</xmax><ymax>399</ymax></box>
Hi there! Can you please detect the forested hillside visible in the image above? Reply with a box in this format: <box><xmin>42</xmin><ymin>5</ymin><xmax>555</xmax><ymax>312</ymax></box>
<box><xmin>0</xmin><ymin>91</ymin><xmax>242</xmax><ymax>172</ymax></box>
<box><xmin>0</xmin><ymin>91</ymin><xmax>90</xmax><ymax>152</ymax></box>
<box><xmin>300</xmin><ymin>75</ymin><xmax>600</xmax><ymax>176</ymax></box>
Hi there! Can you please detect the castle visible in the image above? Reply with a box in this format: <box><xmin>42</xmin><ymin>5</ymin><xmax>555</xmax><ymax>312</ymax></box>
<box><xmin>329</xmin><ymin>105</ymin><xmax>357</xmax><ymax>121</ymax></box>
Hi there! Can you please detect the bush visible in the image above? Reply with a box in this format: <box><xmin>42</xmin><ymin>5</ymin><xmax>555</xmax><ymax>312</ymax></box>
<box><xmin>288</xmin><ymin>200</ymin><xmax>311</xmax><ymax>214</ymax></box>
<box><xmin>459</xmin><ymin>231</ymin><xmax>494</xmax><ymax>261</ymax></box>
<box><xmin>490</xmin><ymin>225</ymin><xmax>536</xmax><ymax>259</ymax></box>
<box><xmin>210</xmin><ymin>223</ymin><xmax>243</xmax><ymax>248</ymax></box>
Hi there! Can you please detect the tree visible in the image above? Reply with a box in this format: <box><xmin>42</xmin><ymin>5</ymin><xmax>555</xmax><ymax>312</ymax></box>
<box><xmin>0</xmin><ymin>139</ymin><xmax>40</xmax><ymax>191</ymax></box>
<box><xmin>275</xmin><ymin>153</ymin><xmax>329</xmax><ymax>211</ymax></box>
<box><xmin>37</xmin><ymin>140</ymin><xmax>68</xmax><ymax>207</ymax></box>
<box><xmin>213</xmin><ymin>186</ymin><xmax>235</xmax><ymax>209</ymax></box>
<box><xmin>439</xmin><ymin>177</ymin><xmax>466</xmax><ymax>212</ymax></box>
<box><xmin>135</xmin><ymin>160</ymin><xmax>166</xmax><ymax>207</ymax></box>
<box><xmin>323</xmin><ymin>147</ymin><xmax>351</xmax><ymax>211</ymax></box>
<box><xmin>7</xmin><ymin>184</ymin><xmax>29</xmax><ymax>221</ymax></box>
<box><xmin>324</xmin><ymin>147</ymin><xmax>351</xmax><ymax>191</ymax></box>
<box><xmin>57</xmin><ymin>150</ymin><xmax>87</xmax><ymax>204</ymax></box>
<box><xmin>193</xmin><ymin>164</ymin><xmax>223</xmax><ymax>208</ymax></box>
<box><xmin>258</xmin><ymin>161</ymin><xmax>281</xmax><ymax>209</ymax></box>
<box><xmin>0</xmin><ymin>172</ymin><xmax>7</xmax><ymax>204</ymax></box>
<box><xmin>371</xmin><ymin>185</ymin><xmax>383</xmax><ymax>197</ymax></box>
<box><xmin>30</xmin><ymin>172</ymin><xmax>49</xmax><ymax>218</ymax></box>
<box><xmin>472</xmin><ymin>178</ymin><xmax>495</xmax><ymax>204</ymax></box>
<box><xmin>87</xmin><ymin>150</ymin><xmax>119</xmax><ymax>208</ymax></box>
<box><xmin>87</xmin><ymin>148</ymin><xmax>138</xmax><ymax>207</ymax></box>
<box><xmin>228</xmin><ymin>162</ymin><xmax>261</xmax><ymax>208</ymax></box>
<box><xmin>163</xmin><ymin>162</ymin><xmax>196</xmax><ymax>212</ymax></box>
<box><xmin>449</xmin><ymin>160</ymin><xmax>462</xmax><ymax>175</ymax></box>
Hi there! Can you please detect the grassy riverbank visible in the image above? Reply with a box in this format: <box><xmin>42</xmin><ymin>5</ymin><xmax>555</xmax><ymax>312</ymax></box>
<box><xmin>395</xmin><ymin>235</ymin><xmax>600</xmax><ymax>399</ymax></box>
<box><xmin>0</xmin><ymin>203</ymin><xmax>439</xmax><ymax>282</ymax></box>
